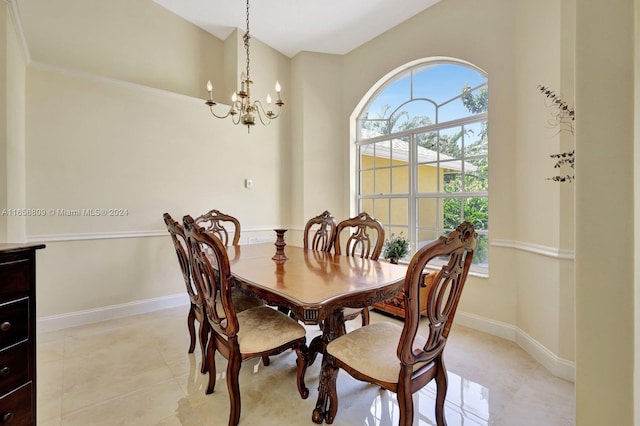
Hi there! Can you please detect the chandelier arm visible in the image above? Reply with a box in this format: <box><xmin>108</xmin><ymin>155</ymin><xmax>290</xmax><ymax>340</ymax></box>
<box><xmin>253</xmin><ymin>100</ymin><xmax>281</xmax><ymax>121</ymax></box>
<box><xmin>252</xmin><ymin>105</ymin><xmax>270</xmax><ymax>126</ymax></box>
<box><xmin>208</xmin><ymin>107</ymin><xmax>233</xmax><ymax>120</ymax></box>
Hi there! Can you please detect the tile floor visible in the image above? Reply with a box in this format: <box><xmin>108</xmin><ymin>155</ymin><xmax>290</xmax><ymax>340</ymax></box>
<box><xmin>37</xmin><ymin>307</ymin><xmax>574</xmax><ymax>425</ymax></box>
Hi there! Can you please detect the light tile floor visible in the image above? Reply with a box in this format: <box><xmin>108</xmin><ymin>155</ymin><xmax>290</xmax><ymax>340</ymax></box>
<box><xmin>37</xmin><ymin>308</ymin><xmax>574</xmax><ymax>425</ymax></box>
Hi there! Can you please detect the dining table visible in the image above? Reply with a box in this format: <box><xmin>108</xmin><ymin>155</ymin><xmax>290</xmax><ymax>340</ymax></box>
<box><xmin>226</xmin><ymin>241</ymin><xmax>408</xmax><ymax>423</ymax></box>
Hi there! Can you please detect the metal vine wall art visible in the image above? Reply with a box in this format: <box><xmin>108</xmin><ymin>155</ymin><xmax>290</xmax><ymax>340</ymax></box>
<box><xmin>538</xmin><ymin>85</ymin><xmax>575</xmax><ymax>183</ymax></box>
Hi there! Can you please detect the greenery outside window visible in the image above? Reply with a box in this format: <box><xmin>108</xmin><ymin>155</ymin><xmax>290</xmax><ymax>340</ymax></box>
<box><xmin>356</xmin><ymin>60</ymin><xmax>488</xmax><ymax>272</ymax></box>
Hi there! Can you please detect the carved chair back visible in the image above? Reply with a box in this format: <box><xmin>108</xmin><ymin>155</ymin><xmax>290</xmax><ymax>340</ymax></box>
<box><xmin>183</xmin><ymin>215</ymin><xmax>239</xmax><ymax>338</ymax></box>
<box><xmin>335</xmin><ymin>212</ymin><xmax>385</xmax><ymax>260</ymax></box>
<box><xmin>399</xmin><ymin>221</ymin><xmax>476</xmax><ymax>367</ymax></box>
<box><xmin>163</xmin><ymin>213</ymin><xmax>201</xmax><ymax>306</ymax></box>
<box><xmin>195</xmin><ymin>209</ymin><xmax>241</xmax><ymax>246</ymax></box>
<box><xmin>303</xmin><ymin>210</ymin><xmax>337</xmax><ymax>252</ymax></box>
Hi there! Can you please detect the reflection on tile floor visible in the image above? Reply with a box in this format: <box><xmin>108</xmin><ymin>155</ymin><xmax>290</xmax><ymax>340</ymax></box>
<box><xmin>37</xmin><ymin>308</ymin><xmax>574</xmax><ymax>425</ymax></box>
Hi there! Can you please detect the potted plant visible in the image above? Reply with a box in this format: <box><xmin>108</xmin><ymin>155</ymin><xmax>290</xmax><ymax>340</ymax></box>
<box><xmin>382</xmin><ymin>233</ymin><xmax>410</xmax><ymax>264</ymax></box>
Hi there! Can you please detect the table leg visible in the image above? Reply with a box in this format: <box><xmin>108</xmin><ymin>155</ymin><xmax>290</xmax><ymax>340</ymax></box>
<box><xmin>311</xmin><ymin>310</ymin><xmax>345</xmax><ymax>424</ymax></box>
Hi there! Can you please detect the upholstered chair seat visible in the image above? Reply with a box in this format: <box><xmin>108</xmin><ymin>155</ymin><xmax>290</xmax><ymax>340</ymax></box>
<box><xmin>326</xmin><ymin>321</ymin><xmax>429</xmax><ymax>384</ymax></box>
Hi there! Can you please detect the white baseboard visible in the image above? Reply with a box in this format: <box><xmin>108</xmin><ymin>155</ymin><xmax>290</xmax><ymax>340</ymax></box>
<box><xmin>457</xmin><ymin>311</ymin><xmax>575</xmax><ymax>382</ymax></box>
<box><xmin>515</xmin><ymin>328</ymin><xmax>575</xmax><ymax>382</ymax></box>
<box><xmin>36</xmin><ymin>293</ymin><xmax>189</xmax><ymax>333</ymax></box>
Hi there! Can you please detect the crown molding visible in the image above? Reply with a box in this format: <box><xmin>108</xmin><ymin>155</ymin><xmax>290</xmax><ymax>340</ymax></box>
<box><xmin>5</xmin><ymin>0</ymin><xmax>32</xmax><ymax>64</ymax></box>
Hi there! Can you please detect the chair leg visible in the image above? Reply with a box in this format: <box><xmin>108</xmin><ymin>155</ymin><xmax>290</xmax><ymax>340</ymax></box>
<box><xmin>199</xmin><ymin>320</ymin><xmax>210</xmax><ymax>374</ymax></box>
<box><xmin>205</xmin><ymin>337</ymin><xmax>217</xmax><ymax>394</ymax></box>
<box><xmin>397</xmin><ymin>372</ymin><xmax>414</xmax><ymax>426</ymax></box>
<box><xmin>261</xmin><ymin>356</ymin><xmax>270</xmax><ymax>366</ymax></box>
<box><xmin>361</xmin><ymin>307</ymin><xmax>370</xmax><ymax>326</ymax></box>
<box><xmin>294</xmin><ymin>344</ymin><xmax>309</xmax><ymax>399</ymax></box>
<box><xmin>187</xmin><ymin>305</ymin><xmax>197</xmax><ymax>353</ymax></box>
<box><xmin>434</xmin><ymin>357</ymin><xmax>448</xmax><ymax>426</ymax></box>
<box><xmin>226</xmin><ymin>352</ymin><xmax>242</xmax><ymax>426</ymax></box>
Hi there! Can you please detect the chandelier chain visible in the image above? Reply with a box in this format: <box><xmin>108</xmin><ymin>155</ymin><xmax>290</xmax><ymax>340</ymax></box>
<box><xmin>244</xmin><ymin>0</ymin><xmax>250</xmax><ymax>80</ymax></box>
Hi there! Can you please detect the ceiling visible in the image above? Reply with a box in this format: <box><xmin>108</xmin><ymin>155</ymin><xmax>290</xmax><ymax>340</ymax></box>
<box><xmin>153</xmin><ymin>0</ymin><xmax>441</xmax><ymax>58</ymax></box>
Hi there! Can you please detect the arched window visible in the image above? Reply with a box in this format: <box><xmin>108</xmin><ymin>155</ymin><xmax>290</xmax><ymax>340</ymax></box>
<box><xmin>355</xmin><ymin>59</ymin><xmax>488</xmax><ymax>270</ymax></box>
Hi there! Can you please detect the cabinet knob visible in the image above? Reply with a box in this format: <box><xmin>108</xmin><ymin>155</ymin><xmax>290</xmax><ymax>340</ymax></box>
<box><xmin>0</xmin><ymin>367</ymin><xmax>9</xmax><ymax>377</ymax></box>
<box><xmin>1</xmin><ymin>412</ymin><xmax>13</xmax><ymax>423</ymax></box>
<box><xmin>0</xmin><ymin>322</ymin><xmax>10</xmax><ymax>332</ymax></box>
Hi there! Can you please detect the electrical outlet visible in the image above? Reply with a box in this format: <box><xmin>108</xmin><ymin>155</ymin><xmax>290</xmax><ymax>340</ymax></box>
<box><xmin>244</xmin><ymin>179</ymin><xmax>253</xmax><ymax>189</ymax></box>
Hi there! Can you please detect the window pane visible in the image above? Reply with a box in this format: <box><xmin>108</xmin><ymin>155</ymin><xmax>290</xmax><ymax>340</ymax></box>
<box><xmin>373</xmin><ymin>198</ymin><xmax>389</xmax><ymax>224</ymax></box>
<box><xmin>417</xmin><ymin>198</ymin><xmax>439</xmax><ymax>229</ymax></box>
<box><xmin>465</xmin><ymin>157</ymin><xmax>489</xmax><ymax>192</ymax></box>
<box><xmin>360</xmin><ymin>170</ymin><xmax>374</xmax><ymax>195</ymax></box>
<box><xmin>473</xmin><ymin>233</ymin><xmax>489</xmax><ymax>266</ymax></box>
<box><xmin>439</xmin><ymin>127</ymin><xmax>463</xmax><ymax>159</ymax></box>
<box><xmin>463</xmin><ymin>197</ymin><xmax>489</xmax><ymax>231</ymax></box>
<box><xmin>438</xmin><ymin>96</ymin><xmax>471</xmax><ymax>123</ymax></box>
<box><xmin>391</xmin><ymin>166</ymin><xmax>409</xmax><ymax>193</ymax></box>
<box><xmin>375</xmin><ymin>168</ymin><xmax>390</xmax><ymax>194</ymax></box>
<box><xmin>417</xmin><ymin>164</ymin><xmax>438</xmax><ymax>193</ymax></box>
<box><xmin>389</xmin><ymin>136</ymin><xmax>409</xmax><ymax>165</ymax></box>
<box><xmin>360</xmin><ymin>198</ymin><xmax>373</xmax><ymax>214</ymax></box>
<box><xmin>416</xmin><ymin>131</ymin><xmax>438</xmax><ymax>154</ymax></box>
<box><xmin>464</xmin><ymin>121</ymin><xmax>488</xmax><ymax>157</ymax></box>
<box><xmin>360</xmin><ymin>145</ymin><xmax>375</xmax><ymax>169</ymax></box>
<box><xmin>440</xmin><ymin>162</ymin><xmax>463</xmax><ymax>193</ymax></box>
<box><xmin>443</xmin><ymin>197</ymin><xmax>463</xmax><ymax>230</ymax></box>
<box><xmin>390</xmin><ymin>198</ymin><xmax>408</xmax><ymax>225</ymax></box>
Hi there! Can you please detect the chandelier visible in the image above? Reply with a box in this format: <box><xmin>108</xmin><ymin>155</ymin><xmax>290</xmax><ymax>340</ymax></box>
<box><xmin>205</xmin><ymin>0</ymin><xmax>284</xmax><ymax>132</ymax></box>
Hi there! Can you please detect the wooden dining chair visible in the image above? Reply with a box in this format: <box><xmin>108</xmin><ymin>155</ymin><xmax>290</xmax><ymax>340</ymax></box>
<box><xmin>195</xmin><ymin>208</ymin><xmax>241</xmax><ymax>246</ymax></box>
<box><xmin>277</xmin><ymin>210</ymin><xmax>338</xmax><ymax>319</ymax></box>
<box><xmin>317</xmin><ymin>222</ymin><xmax>477</xmax><ymax>426</ymax></box>
<box><xmin>163</xmin><ymin>213</ymin><xmax>263</xmax><ymax>375</ymax></box>
<box><xmin>163</xmin><ymin>212</ymin><xmax>210</xmax><ymax>373</ymax></box>
<box><xmin>183</xmin><ymin>215</ymin><xmax>309</xmax><ymax>426</ymax></box>
<box><xmin>304</xmin><ymin>210</ymin><xmax>337</xmax><ymax>252</ymax></box>
<box><xmin>334</xmin><ymin>211</ymin><xmax>385</xmax><ymax>326</ymax></box>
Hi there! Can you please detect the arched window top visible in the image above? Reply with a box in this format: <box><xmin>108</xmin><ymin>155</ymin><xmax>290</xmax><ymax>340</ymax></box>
<box><xmin>358</xmin><ymin>60</ymin><xmax>488</xmax><ymax>139</ymax></box>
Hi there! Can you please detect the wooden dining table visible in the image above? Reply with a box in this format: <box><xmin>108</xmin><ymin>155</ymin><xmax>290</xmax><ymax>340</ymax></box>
<box><xmin>226</xmin><ymin>241</ymin><xmax>407</xmax><ymax>423</ymax></box>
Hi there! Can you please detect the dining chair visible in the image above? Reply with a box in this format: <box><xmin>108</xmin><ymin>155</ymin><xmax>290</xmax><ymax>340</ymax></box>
<box><xmin>334</xmin><ymin>211</ymin><xmax>385</xmax><ymax>326</ymax></box>
<box><xmin>317</xmin><ymin>221</ymin><xmax>477</xmax><ymax>426</ymax></box>
<box><xmin>183</xmin><ymin>215</ymin><xmax>309</xmax><ymax>426</ymax></box>
<box><xmin>195</xmin><ymin>208</ymin><xmax>241</xmax><ymax>246</ymax></box>
<box><xmin>304</xmin><ymin>210</ymin><xmax>337</xmax><ymax>252</ymax></box>
<box><xmin>163</xmin><ymin>213</ymin><xmax>263</xmax><ymax>375</ymax></box>
<box><xmin>279</xmin><ymin>210</ymin><xmax>338</xmax><ymax>320</ymax></box>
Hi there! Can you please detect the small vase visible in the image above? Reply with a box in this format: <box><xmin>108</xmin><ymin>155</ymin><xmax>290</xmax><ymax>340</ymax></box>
<box><xmin>389</xmin><ymin>258</ymin><xmax>399</xmax><ymax>265</ymax></box>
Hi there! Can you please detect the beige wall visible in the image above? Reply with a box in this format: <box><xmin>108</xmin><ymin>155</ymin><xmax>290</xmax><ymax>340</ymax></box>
<box><xmin>575</xmin><ymin>0</ymin><xmax>635</xmax><ymax>424</ymax></box>
<box><xmin>18</xmin><ymin>0</ymin><xmax>222</xmax><ymax>99</ymax></box>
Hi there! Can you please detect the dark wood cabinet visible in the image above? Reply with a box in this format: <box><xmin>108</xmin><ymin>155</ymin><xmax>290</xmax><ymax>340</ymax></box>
<box><xmin>373</xmin><ymin>270</ymin><xmax>434</xmax><ymax>319</ymax></box>
<box><xmin>0</xmin><ymin>244</ymin><xmax>44</xmax><ymax>426</ymax></box>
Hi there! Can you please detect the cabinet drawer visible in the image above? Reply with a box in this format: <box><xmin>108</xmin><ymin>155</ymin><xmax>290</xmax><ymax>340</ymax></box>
<box><xmin>0</xmin><ymin>258</ymin><xmax>30</xmax><ymax>300</ymax></box>
<box><xmin>0</xmin><ymin>343</ymin><xmax>28</xmax><ymax>397</ymax></box>
<box><xmin>0</xmin><ymin>382</ymin><xmax>33</xmax><ymax>426</ymax></box>
<box><xmin>0</xmin><ymin>300</ymin><xmax>28</xmax><ymax>350</ymax></box>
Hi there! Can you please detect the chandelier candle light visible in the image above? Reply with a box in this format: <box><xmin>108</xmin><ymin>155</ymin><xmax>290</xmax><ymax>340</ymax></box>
<box><xmin>205</xmin><ymin>0</ymin><xmax>284</xmax><ymax>132</ymax></box>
